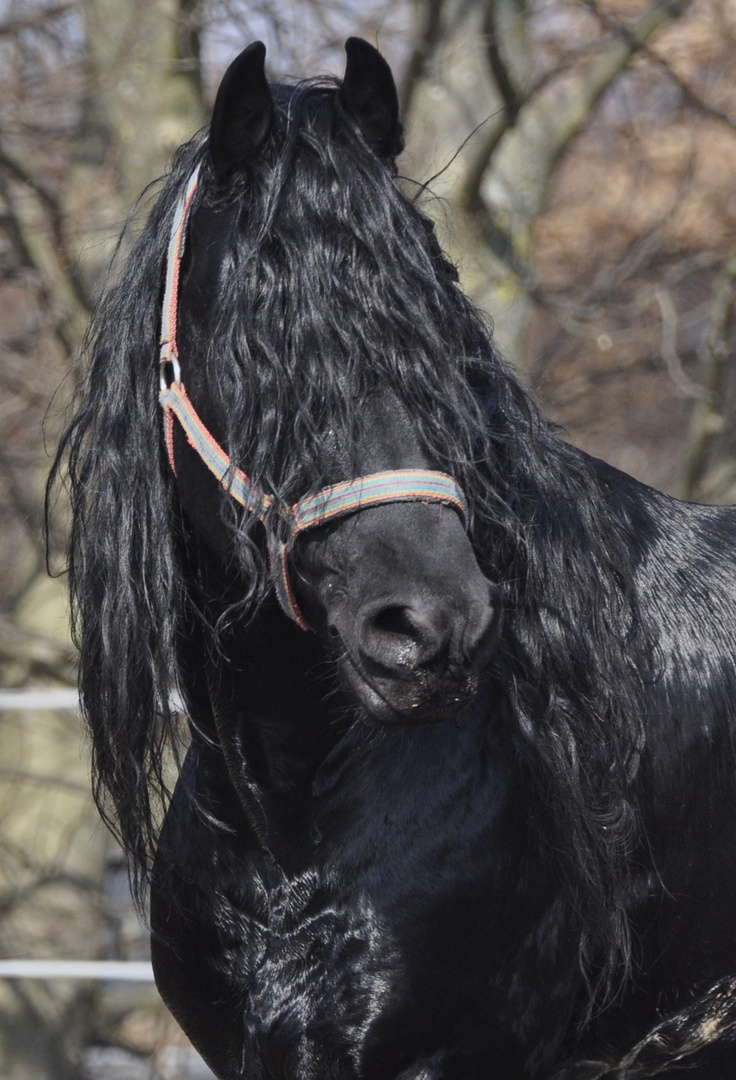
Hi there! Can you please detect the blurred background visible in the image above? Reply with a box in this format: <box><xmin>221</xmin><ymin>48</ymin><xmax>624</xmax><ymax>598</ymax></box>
<box><xmin>0</xmin><ymin>0</ymin><xmax>734</xmax><ymax>1075</ymax></box>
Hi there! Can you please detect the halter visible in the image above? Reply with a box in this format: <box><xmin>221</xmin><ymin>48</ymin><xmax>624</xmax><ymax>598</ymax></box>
<box><xmin>158</xmin><ymin>165</ymin><xmax>469</xmax><ymax>631</ymax></box>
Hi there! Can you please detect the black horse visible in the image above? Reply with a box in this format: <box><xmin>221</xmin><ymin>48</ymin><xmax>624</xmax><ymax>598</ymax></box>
<box><xmin>50</xmin><ymin>38</ymin><xmax>736</xmax><ymax>1080</ymax></box>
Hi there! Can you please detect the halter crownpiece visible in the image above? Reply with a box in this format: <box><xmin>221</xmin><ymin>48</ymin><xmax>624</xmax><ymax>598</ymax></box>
<box><xmin>158</xmin><ymin>166</ymin><xmax>469</xmax><ymax>631</ymax></box>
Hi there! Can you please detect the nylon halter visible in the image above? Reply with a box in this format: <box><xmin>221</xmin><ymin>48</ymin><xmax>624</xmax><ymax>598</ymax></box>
<box><xmin>158</xmin><ymin>164</ymin><xmax>469</xmax><ymax>631</ymax></box>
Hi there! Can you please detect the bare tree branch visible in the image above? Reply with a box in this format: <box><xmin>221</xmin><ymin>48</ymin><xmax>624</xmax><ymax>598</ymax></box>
<box><xmin>681</xmin><ymin>251</ymin><xmax>736</xmax><ymax>499</ymax></box>
<box><xmin>0</xmin><ymin>4</ymin><xmax>76</xmax><ymax>38</ymax></box>
<box><xmin>0</xmin><ymin>613</ymin><xmax>77</xmax><ymax>685</ymax></box>
<box><xmin>538</xmin><ymin>0</ymin><xmax>689</xmax><ymax>195</ymax></box>
<box><xmin>654</xmin><ymin>285</ymin><xmax>703</xmax><ymax>398</ymax></box>
<box><xmin>457</xmin><ymin>0</ymin><xmax>689</xmax><ymax>302</ymax></box>
<box><xmin>400</xmin><ymin>0</ymin><xmax>447</xmax><ymax>119</ymax></box>
<box><xmin>585</xmin><ymin>0</ymin><xmax>736</xmax><ymax>137</ymax></box>
<box><xmin>0</xmin><ymin>182</ymin><xmax>89</xmax><ymax>359</ymax></box>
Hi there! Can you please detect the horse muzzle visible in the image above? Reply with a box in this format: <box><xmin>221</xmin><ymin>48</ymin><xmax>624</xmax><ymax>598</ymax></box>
<box><xmin>332</xmin><ymin>583</ymin><xmax>502</xmax><ymax>725</ymax></box>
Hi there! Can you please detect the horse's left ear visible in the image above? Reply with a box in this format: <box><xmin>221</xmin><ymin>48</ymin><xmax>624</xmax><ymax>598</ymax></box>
<box><xmin>209</xmin><ymin>41</ymin><xmax>274</xmax><ymax>181</ymax></box>
<box><xmin>338</xmin><ymin>38</ymin><xmax>404</xmax><ymax>159</ymax></box>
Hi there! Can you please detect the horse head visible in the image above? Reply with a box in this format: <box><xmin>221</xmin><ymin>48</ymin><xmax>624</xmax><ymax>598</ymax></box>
<box><xmin>168</xmin><ymin>39</ymin><xmax>501</xmax><ymax>725</ymax></box>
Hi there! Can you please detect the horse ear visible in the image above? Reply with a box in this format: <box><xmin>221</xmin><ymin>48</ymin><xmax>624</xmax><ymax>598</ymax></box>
<box><xmin>338</xmin><ymin>38</ymin><xmax>404</xmax><ymax>158</ymax></box>
<box><xmin>209</xmin><ymin>41</ymin><xmax>274</xmax><ymax>181</ymax></box>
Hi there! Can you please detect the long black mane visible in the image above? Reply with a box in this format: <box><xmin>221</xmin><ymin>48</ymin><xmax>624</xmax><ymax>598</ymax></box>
<box><xmin>49</xmin><ymin>73</ymin><xmax>653</xmax><ymax>991</ymax></box>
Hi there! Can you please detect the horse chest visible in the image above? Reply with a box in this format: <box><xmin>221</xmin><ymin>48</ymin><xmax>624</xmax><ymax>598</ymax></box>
<box><xmin>194</xmin><ymin>843</ymin><xmax>506</xmax><ymax>1078</ymax></box>
<box><xmin>216</xmin><ymin>870</ymin><xmax>410</xmax><ymax>1078</ymax></box>
<box><xmin>154</xmin><ymin>729</ymin><xmax>574</xmax><ymax>1080</ymax></box>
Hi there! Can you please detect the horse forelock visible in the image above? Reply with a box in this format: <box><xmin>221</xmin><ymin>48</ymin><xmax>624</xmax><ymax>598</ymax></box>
<box><xmin>175</xmin><ymin>83</ymin><xmax>504</xmax><ymax>525</ymax></box>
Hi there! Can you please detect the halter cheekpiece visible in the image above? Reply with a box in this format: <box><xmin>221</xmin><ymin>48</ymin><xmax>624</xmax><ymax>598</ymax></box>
<box><xmin>158</xmin><ymin>164</ymin><xmax>469</xmax><ymax>631</ymax></box>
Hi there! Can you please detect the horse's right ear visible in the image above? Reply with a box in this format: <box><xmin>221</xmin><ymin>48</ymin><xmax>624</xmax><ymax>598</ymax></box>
<box><xmin>209</xmin><ymin>42</ymin><xmax>274</xmax><ymax>181</ymax></box>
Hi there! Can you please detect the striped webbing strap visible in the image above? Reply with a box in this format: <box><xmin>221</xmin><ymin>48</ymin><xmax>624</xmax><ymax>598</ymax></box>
<box><xmin>158</xmin><ymin>167</ymin><xmax>469</xmax><ymax>632</ymax></box>
<box><xmin>159</xmin><ymin>165</ymin><xmax>201</xmax><ymax>384</ymax></box>
<box><xmin>160</xmin><ymin>382</ymin><xmax>271</xmax><ymax>519</ymax></box>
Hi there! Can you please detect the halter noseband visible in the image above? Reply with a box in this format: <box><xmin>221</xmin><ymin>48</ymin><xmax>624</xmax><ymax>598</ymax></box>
<box><xmin>158</xmin><ymin>165</ymin><xmax>469</xmax><ymax>631</ymax></box>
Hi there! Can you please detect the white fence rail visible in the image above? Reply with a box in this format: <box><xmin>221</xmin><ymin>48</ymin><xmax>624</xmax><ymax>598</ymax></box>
<box><xmin>0</xmin><ymin>687</ymin><xmax>157</xmax><ymax>984</ymax></box>
<box><xmin>0</xmin><ymin>687</ymin><xmax>184</xmax><ymax>712</ymax></box>
<box><xmin>0</xmin><ymin>960</ymin><xmax>154</xmax><ymax>980</ymax></box>
<box><xmin>0</xmin><ymin>687</ymin><xmax>215</xmax><ymax>1076</ymax></box>
<box><xmin>0</xmin><ymin>688</ymin><xmax>79</xmax><ymax>710</ymax></box>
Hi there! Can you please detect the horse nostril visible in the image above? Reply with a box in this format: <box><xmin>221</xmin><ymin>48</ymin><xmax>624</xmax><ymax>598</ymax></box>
<box><xmin>360</xmin><ymin>602</ymin><xmax>443</xmax><ymax>671</ymax></box>
<box><xmin>372</xmin><ymin>605</ymin><xmax>420</xmax><ymax>642</ymax></box>
<box><xmin>356</xmin><ymin>587</ymin><xmax>501</xmax><ymax>679</ymax></box>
